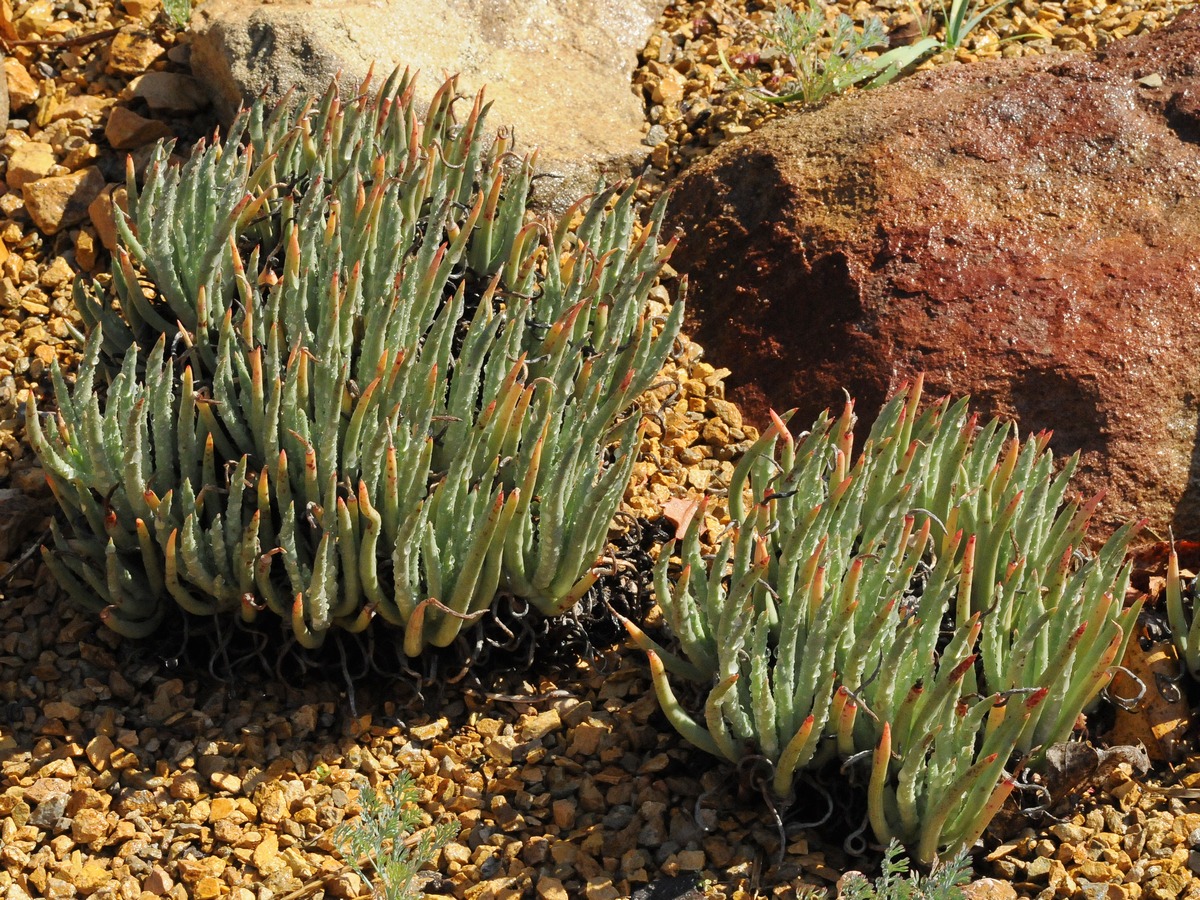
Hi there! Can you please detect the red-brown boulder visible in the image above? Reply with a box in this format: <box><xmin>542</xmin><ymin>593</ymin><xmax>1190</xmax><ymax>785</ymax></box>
<box><xmin>667</xmin><ymin>11</ymin><xmax>1200</xmax><ymax>535</ymax></box>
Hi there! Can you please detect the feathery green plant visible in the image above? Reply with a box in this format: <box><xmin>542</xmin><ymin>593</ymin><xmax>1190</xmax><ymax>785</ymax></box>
<box><xmin>719</xmin><ymin>1</ymin><xmax>942</xmax><ymax>106</ymax></box>
<box><xmin>719</xmin><ymin>0</ymin><xmax>1026</xmax><ymax>110</ymax></box>
<box><xmin>624</xmin><ymin>378</ymin><xmax>1141</xmax><ymax>863</ymax></box>
<box><xmin>30</xmin><ymin>70</ymin><xmax>683</xmax><ymax>654</ymax></box>
<box><xmin>838</xmin><ymin>841</ymin><xmax>970</xmax><ymax>900</ymax></box>
<box><xmin>333</xmin><ymin>773</ymin><xmax>456</xmax><ymax>900</ymax></box>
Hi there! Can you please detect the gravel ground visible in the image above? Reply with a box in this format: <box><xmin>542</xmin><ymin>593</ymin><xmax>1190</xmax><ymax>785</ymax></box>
<box><xmin>3</xmin><ymin>0</ymin><xmax>1200</xmax><ymax>898</ymax></box>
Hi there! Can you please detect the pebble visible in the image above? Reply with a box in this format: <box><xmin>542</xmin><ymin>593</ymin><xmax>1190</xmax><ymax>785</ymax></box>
<box><xmin>48</xmin><ymin>94</ymin><xmax>115</xmax><ymax>124</ymax></box>
<box><xmin>5</xmin><ymin>142</ymin><xmax>58</xmax><ymax>190</ymax></box>
<box><xmin>22</xmin><ymin>165</ymin><xmax>106</xmax><ymax>234</ymax></box>
<box><xmin>3</xmin><ymin>59</ymin><xmax>41</xmax><ymax>111</ymax></box>
<box><xmin>104</xmin><ymin>105</ymin><xmax>174</xmax><ymax>149</ymax></box>
<box><xmin>106</xmin><ymin>31</ymin><xmax>167</xmax><ymax>74</ymax></box>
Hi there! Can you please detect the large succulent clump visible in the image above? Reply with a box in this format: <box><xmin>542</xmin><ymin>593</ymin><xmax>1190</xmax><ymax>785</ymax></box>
<box><xmin>625</xmin><ymin>379</ymin><xmax>1141</xmax><ymax>864</ymax></box>
<box><xmin>31</xmin><ymin>71</ymin><xmax>683</xmax><ymax>655</ymax></box>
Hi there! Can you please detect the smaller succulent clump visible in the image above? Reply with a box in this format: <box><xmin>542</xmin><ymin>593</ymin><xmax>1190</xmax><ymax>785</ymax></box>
<box><xmin>625</xmin><ymin>378</ymin><xmax>1141</xmax><ymax>863</ymax></box>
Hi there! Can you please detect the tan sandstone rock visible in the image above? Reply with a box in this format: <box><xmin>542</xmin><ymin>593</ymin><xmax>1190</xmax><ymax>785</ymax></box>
<box><xmin>187</xmin><ymin>0</ymin><xmax>661</xmax><ymax>212</ymax></box>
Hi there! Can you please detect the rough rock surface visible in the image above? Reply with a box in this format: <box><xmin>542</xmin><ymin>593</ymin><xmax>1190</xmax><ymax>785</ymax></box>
<box><xmin>667</xmin><ymin>11</ymin><xmax>1200</xmax><ymax>536</ymax></box>
<box><xmin>188</xmin><ymin>0</ymin><xmax>661</xmax><ymax>212</ymax></box>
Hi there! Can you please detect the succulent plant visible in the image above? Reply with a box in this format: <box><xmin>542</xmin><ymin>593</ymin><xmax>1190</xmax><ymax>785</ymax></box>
<box><xmin>31</xmin><ymin>70</ymin><xmax>683</xmax><ymax>654</ymax></box>
<box><xmin>624</xmin><ymin>378</ymin><xmax>1141</xmax><ymax>863</ymax></box>
<box><xmin>1165</xmin><ymin>544</ymin><xmax>1200</xmax><ymax>679</ymax></box>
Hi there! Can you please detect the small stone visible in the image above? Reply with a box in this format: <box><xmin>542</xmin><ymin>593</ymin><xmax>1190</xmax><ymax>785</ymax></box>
<box><xmin>144</xmin><ymin>866</ymin><xmax>172</xmax><ymax>896</ymax></box>
<box><xmin>0</xmin><ymin>192</ymin><xmax>24</xmax><ymax>217</ymax></box>
<box><xmin>552</xmin><ymin>799</ymin><xmax>575</xmax><ymax>830</ymax></box>
<box><xmin>1048</xmin><ymin>823</ymin><xmax>1090</xmax><ymax>843</ymax></box>
<box><xmin>6</xmin><ymin>142</ymin><xmax>57</xmax><ymax>190</ymax></box>
<box><xmin>1146</xmin><ymin>872</ymin><xmax>1189</xmax><ymax>900</ymax></box>
<box><xmin>74</xmin><ymin>860</ymin><xmax>109</xmax><ymax>895</ymax></box>
<box><xmin>14</xmin><ymin>0</ymin><xmax>53</xmax><ymax>38</ymax></box>
<box><xmin>123</xmin><ymin>0</ymin><xmax>161</xmax><ymax>18</ymax></box>
<box><xmin>1026</xmin><ymin>856</ymin><xmax>1053</xmax><ymax>879</ymax></box>
<box><xmin>194</xmin><ymin>877</ymin><xmax>222</xmax><ymax>900</ymax></box>
<box><xmin>131</xmin><ymin>72</ymin><xmax>210</xmax><ymax>115</ymax></box>
<box><xmin>962</xmin><ymin>877</ymin><xmax>1019</xmax><ymax>900</ymax></box>
<box><xmin>70</xmin><ymin>807</ymin><xmax>109</xmax><ymax>844</ymax></box>
<box><xmin>29</xmin><ymin>791</ymin><xmax>68</xmax><ymax>826</ymax></box>
<box><xmin>409</xmin><ymin>720</ymin><xmax>446</xmax><ymax>740</ymax></box>
<box><xmin>674</xmin><ymin>850</ymin><xmax>706</xmax><ymax>872</ymax></box>
<box><xmin>4</xmin><ymin>58</ymin><xmax>41</xmax><ymax>111</ymax></box>
<box><xmin>518</xmin><ymin>709</ymin><xmax>561</xmax><ymax>742</ymax></box>
<box><xmin>568</xmin><ymin>719</ymin><xmax>606</xmax><ymax>756</ymax></box>
<box><xmin>25</xmin><ymin>777</ymin><xmax>69</xmax><ymax>804</ymax></box>
<box><xmin>42</xmin><ymin>700</ymin><xmax>81</xmax><ymax>721</ymax></box>
<box><xmin>584</xmin><ymin>877</ymin><xmax>620</xmax><ymax>900</ymax></box>
<box><xmin>642</xmin><ymin>124</ymin><xmax>668</xmax><ymax>147</ymax></box>
<box><xmin>87</xmin><ymin>184</ymin><xmax>129</xmax><ymax>251</ymax></box>
<box><xmin>49</xmin><ymin>95</ymin><xmax>115</xmax><ymax>124</ymax></box>
<box><xmin>23</xmin><ymin>166</ymin><xmax>106</xmax><ymax>235</ymax></box>
<box><xmin>705</xmin><ymin>396</ymin><xmax>743</xmax><ymax>429</ymax></box>
<box><xmin>328</xmin><ymin>871</ymin><xmax>365</xmax><ymax>899</ymax></box>
<box><xmin>211</xmin><ymin>771</ymin><xmax>242</xmax><ymax>793</ymax></box>
<box><xmin>105</xmin><ymin>106</ymin><xmax>174</xmax><ymax>150</ymax></box>
<box><xmin>85</xmin><ymin>734</ymin><xmax>114</xmax><ymax>771</ymax></box>
<box><xmin>484</xmin><ymin>735</ymin><xmax>517</xmax><ymax>763</ymax></box>
<box><xmin>258</xmin><ymin>787</ymin><xmax>288</xmax><ymax>824</ymax></box>
<box><xmin>209</xmin><ymin>797</ymin><xmax>237</xmax><ymax>821</ymax></box>
<box><xmin>537</xmin><ymin>876</ymin><xmax>569</xmax><ymax>900</ymax></box>
<box><xmin>107</xmin><ymin>32</ymin><xmax>167</xmax><ymax>74</ymax></box>
<box><xmin>651</xmin><ymin>72</ymin><xmax>685</xmax><ymax>105</ymax></box>
<box><xmin>75</xmin><ymin>227</ymin><xmax>98</xmax><ymax>271</ymax></box>
<box><xmin>253</xmin><ymin>830</ymin><xmax>283</xmax><ymax>873</ymax></box>
<box><xmin>169</xmin><ymin>771</ymin><xmax>204</xmax><ymax>802</ymax></box>
<box><xmin>650</xmin><ymin>141</ymin><xmax>671</xmax><ymax>169</ymax></box>
<box><xmin>62</xmin><ymin>140</ymin><xmax>99</xmax><ymax>172</ymax></box>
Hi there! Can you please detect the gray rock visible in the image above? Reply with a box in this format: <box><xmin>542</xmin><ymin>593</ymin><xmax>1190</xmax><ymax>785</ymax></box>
<box><xmin>29</xmin><ymin>792</ymin><xmax>69</xmax><ymax>827</ymax></box>
<box><xmin>188</xmin><ymin>0</ymin><xmax>660</xmax><ymax>213</ymax></box>
<box><xmin>643</xmin><ymin>124</ymin><xmax>668</xmax><ymax>146</ymax></box>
